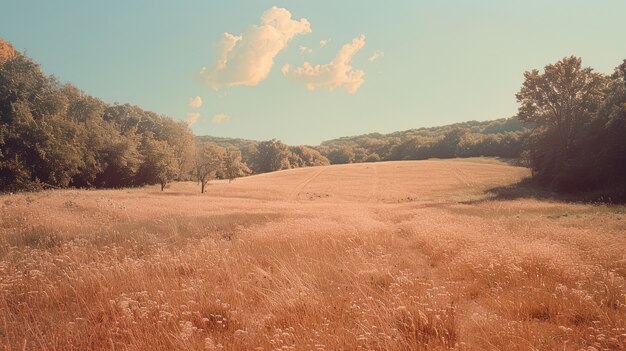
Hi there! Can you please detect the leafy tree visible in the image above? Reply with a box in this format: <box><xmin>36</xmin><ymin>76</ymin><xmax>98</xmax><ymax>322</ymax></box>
<box><xmin>516</xmin><ymin>56</ymin><xmax>608</xmax><ymax>188</ymax></box>
<box><xmin>431</xmin><ymin>128</ymin><xmax>466</xmax><ymax>158</ymax></box>
<box><xmin>153</xmin><ymin>119</ymin><xmax>196</xmax><ymax>181</ymax></box>
<box><xmin>194</xmin><ymin>144</ymin><xmax>225</xmax><ymax>193</ymax></box>
<box><xmin>223</xmin><ymin>148</ymin><xmax>250</xmax><ymax>182</ymax></box>
<box><xmin>252</xmin><ymin>139</ymin><xmax>290</xmax><ymax>173</ymax></box>
<box><xmin>93</xmin><ymin>132</ymin><xmax>142</xmax><ymax>188</ymax></box>
<box><xmin>326</xmin><ymin>147</ymin><xmax>355</xmax><ymax>164</ymax></box>
<box><xmin>136</xmin><ymin>137</ymin><xmax>179</xmax><ymax>191</ymax></box>
<box><xmin>288</xmin><ymin>146</ymin><xmax>330</xmax><ymax>167</ymax></box>
<box><xmin>0</xmin><ymin>46</ymin><xmax>196</xmax><ymax>192</ymax></box>
<box><xmin>576</xmin><ymin>60</ymin><xmax>626</xmax><ymax>191</ymax></box>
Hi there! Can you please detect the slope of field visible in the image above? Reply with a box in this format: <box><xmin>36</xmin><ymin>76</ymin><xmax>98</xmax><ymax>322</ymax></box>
<box><xmin>1</xmin><ymin>159</ymin><xmax>625</xmax><ymax>350</ymax></box>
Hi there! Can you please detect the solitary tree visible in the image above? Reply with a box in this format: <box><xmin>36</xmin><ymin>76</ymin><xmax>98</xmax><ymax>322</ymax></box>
<box><xmin>194</xmin><ymin>144</ymin><xmax>224</xmax><ymax>193</ymax></box>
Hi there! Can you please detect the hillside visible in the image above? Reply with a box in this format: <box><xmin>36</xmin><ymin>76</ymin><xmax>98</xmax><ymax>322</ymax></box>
<box><xmin>2</xmin><ymin>159</ymin><xmax>624</xmax><ymax>350</ymax></box>
<box><xmin>196</xmin><ymin>117</ymin><xmax>525</xmax><ymax>148</ymax></box>
<box><xmin>196</xmin><ymin>116</ymin><xmax>528</xmax><ymax>165</ymax></box>
<box><xmin>319</xmin><ymin>116</ymin><xmax>525</xmax><ymax>147</ymax></box>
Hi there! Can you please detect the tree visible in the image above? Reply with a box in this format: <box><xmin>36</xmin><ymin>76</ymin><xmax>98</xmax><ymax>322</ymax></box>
<box><xmin>326</xmin><ymin>147</ymin><xmax>355</xmax><ymax>164</ymax></box>
<box><xmin>0</xmin><ymin>43</ymin><xmax>206</xmax><ymax>192</ymax></box>
<box><xmin>366</xmin><ymin>153</ymin><xmax>381</xmax><ymax>162</ymax></box>
<box><xmin>137</xmin><ymin>137</ymin><xmax>179</xmax><ymax>191</ymax></box>
<box><xmin>516</xmin><ymin>56</ymin><xmax>608</xmax><ymax>184</ymax></box>
<box><xmin>252</xmin><ymin>139</ymin><xmax>290</xmax><ymax>173</ymax></box>
<box><xmin>578</xmin><ymin>60</ymin><xmax>626</xmax><ymax>190</ymax></box>
<box><xmin>288</xmin><ymin>146</ymin><xmax>330</xmax><ymax>167</ymax></box>
<box><xmin>223</xmin><ymin>148</ymin><xmax>250</xmax><ymax>182</ymax></box>
<box><xmin>194</xmin><ymin>144</ymin><xmax>225</xmax><ymax>193</ymax></box>
<box><xmin>432</xmin><ymin>128</ymin><xmax>466</xmax><ymax>158</ymax></box>
<box><xmin>93</xmin><ymin>132</ymin><xmax>142</xmax><ymax>188</ymax></box>
<box><xmin>154</xmin><ymin>119</ymin><xmax>196</xmax><ymax>181</ymax></box>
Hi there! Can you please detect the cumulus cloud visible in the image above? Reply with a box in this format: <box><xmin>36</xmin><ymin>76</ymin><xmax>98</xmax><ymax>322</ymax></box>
<box><xmin>199</xmin><ymin>7</ymin><xmax>311</xmax><ymax>90</ymax></box>
<box><xmin>319</xmin><ymin>39</ymin><xmax>328</xmax><ymax>48</ymax></box>
<box><xmin>298</xmin><ymin>45</ymin><xmax>312</xmax><ymax>54</ymax></box>
<box><xmin>212</xmin><ymin>113</ymin><xmax>230</xmax><ymax>124</ymax></box>
<box><xmin>369</xmin><ymin>51</ymin><xmax>384</xmax><ymax>62</ymax></box>
<box><xmin>186</xmin><ymin>112</ymin><xmax>201</xmax><ymax>126</ymax></box>
<box><xmin>282</xmin><ymin>35</ymin><xmax>366</xmax><ymax>94</ymax></box>
<box><xmin>188</xmin><ymin>96</ymin><xmax>203</xmax><ymax>108</ymax></box>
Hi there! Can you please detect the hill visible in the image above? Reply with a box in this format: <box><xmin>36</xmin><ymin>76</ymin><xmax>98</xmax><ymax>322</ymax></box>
<box><xmin>195</xmin><ymin>116</ymin><xmax>528</xmax><ymax>166</ymax></box>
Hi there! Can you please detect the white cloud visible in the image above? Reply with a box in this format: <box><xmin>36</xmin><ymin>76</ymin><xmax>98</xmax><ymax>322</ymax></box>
<box><xmin>186</xmin><ymin>112</ymin><xmax>201</xmax><ymax>126</ymax></box>
<box><xmin>212</xmin><ymin>113</ymin><xmax>230</xmax><ymax>124</ymax></box>
<box><xmin>298</xmin><ymin>45</ymin><xmax>312</xmax><ymax>54</ymax></box>
<box><xmin>188</xmin><ymin>96</ymin><xmax>203</xmax><ymax>108</ymax></box>
<box><xmin>319</xmin><ymin>39</ymin><xmax>328</xmax><ymax>48</ymax></box>
<box><xmin>369</xmin><ymin>51</ymin><xmax>384</xmax><ymax>62</ymax></box>
<box><xmin>282</xmin><ymin>35</ymin><xmax>366</xmax><ymax>94</ymax></box>
<box><xmin>199</xmin><ymin>7</ymin><xmax>311</xmax><ymax>90</ymax></box>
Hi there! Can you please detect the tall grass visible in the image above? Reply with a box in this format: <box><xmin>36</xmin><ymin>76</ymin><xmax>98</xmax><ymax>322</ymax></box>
<box><xmin>0</xmin><ymin>160</ymin><xmax>624</xmax><ymax>350</ymax></box>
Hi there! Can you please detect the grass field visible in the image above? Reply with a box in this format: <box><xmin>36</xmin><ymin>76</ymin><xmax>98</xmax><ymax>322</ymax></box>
<box><xmin>1</xmin><ymin>158</ymin><xmax>625</xmax><ymax>350</ymax></box>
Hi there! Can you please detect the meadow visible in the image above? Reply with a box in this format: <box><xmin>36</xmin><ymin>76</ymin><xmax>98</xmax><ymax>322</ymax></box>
<box><xmin>1</xmin><ymin>158</ymin><xmax>624</xmax><ymax>350</ymax></box>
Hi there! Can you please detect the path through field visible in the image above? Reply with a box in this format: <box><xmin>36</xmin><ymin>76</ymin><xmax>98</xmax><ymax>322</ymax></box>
<box><xmin>1</xmin><ymin>159</ymin><xmax>625</xmax><ymax>350</ymax></box>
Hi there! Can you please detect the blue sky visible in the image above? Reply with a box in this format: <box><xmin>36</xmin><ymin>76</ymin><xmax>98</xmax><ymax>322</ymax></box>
<box><xmin>1</xmin><ymin>0</ymin><xmax>625</xmax><ymax>145</ymax></box>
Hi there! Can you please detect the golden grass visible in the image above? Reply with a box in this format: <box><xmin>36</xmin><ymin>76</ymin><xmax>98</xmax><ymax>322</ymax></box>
<box><xmin>1</xmin><ymin>158</ymin><xmax>624</xmax><ymax>350</ymax></box>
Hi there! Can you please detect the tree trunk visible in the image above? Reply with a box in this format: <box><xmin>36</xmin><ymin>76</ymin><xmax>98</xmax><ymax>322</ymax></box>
<box><xmin>161</xmin><ymin>182</ymin><xmax>165</xmax><ymax>191</ymax></box>
<box><xmin>201</xmin><ymin>181</ymin><xmax>206</xmax><ymax>193</ymax></box>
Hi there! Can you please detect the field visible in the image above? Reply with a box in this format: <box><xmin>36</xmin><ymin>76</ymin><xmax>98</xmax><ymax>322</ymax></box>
<box><xmin>1</xmin><ymin>159</ymin><xmax>625</xmax><ymax>350</ymax></box>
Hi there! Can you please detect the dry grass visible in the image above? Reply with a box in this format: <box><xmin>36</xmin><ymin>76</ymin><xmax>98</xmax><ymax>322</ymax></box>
<box><xmin>1</xmin><ymin>158</ymin><xmax>624</xmax><ymax>350</ymax></box>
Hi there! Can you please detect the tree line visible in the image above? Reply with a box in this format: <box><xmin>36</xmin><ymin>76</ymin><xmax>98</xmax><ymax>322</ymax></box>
<box><xmin>199</xmin><ymin>117</ymin><xmax>526</xmax><ymax>171</ymax></box>
<box><xmin>317</xmin><ymin>117</ymin><xmax>526</xmax><ymax>164</ymax></box>
<box><xmin>0</xmin><ymin>43</ymin><xmax>194</xmax><ymax>192</ymax></box>
<box><xmin>0</xmin><ymin>41</ymin><xmax>329</xmax><ymax>192</ymax></box>
<box><xmin>2</xmin><ymin>38</ymin><xmax>624</xmax><ymax>197</ymax></box>
<box><xmin>200</xmin><ymin>57</ymin><xmax>626</xmax><ymax>197</ymax></box>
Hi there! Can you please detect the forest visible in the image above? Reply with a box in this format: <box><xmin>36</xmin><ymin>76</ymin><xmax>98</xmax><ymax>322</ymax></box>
<box><xmin>1</xmin><ymin>38</ymin><xmax>625</xmax><ymax>197</ymax></box>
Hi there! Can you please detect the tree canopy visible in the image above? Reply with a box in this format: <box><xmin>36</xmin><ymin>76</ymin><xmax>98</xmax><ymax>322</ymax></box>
<box><xmin>0</xmin><ymin>48</ymin><xmax>195</xmax><ymax>191</ymax></box>
<box><xmin>516</xmin><ymin>56</ymin><xmax>625</xmax><ymax>194</ymax></box>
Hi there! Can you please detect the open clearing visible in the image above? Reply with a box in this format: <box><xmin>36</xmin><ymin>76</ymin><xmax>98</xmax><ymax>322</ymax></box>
<box><xmin>1</xmin><ymin>159</ymin><xmax>625</xmax><ymax>350</ymax></box>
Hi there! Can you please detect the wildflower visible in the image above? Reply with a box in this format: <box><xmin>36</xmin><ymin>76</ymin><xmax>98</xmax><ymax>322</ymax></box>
<box><xmin>179</xmin><ymin>321</ymin><xmax>194</xmax><ymax>341</ymax></box>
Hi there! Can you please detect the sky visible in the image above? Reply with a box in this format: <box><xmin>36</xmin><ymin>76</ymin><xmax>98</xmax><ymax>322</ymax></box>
<box><xmin>1</xmin><ymin>0</ymin><xmax>625</xmax><ymax>145</ymax></box>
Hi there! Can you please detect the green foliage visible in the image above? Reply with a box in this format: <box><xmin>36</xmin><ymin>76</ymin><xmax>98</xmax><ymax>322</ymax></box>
<box><xmin>196</xmin><ymin>117</ymin><xmax>526</xmax><ymax>171</ymax></box>
<box><xmin>252</xmin><ymin>139</ymin><xmax>291</xmax><ymax>173</ymax></box>
<box><xmin>0</xmin><ymin>50</ymin><xmax>195</xmax><ymax>192</ymax></box>
<box><xmin>196</xmin><ymin>137</ymin><xmax>330</xmax><ymax>174</ymax></box>
<box><xmin>318</xmin><ymin>118</ymin><xmax>526</xmax><ymax>163</ymax></box>
<box><xmin>194</xmin><ymin>143</ymin><xmax>225</xmax><ymax>193</ymax></box>
<box><xmin>517</xmin><ymin>56</ymin><xmax>625</xmax><ymax>194</ymax></box>
<box><xmin>223</xmin><ymin>148</ymin><xmax>251</xmax><ymax>182</ymax></box>
<box><xmin>326</xmin><ymin>147</ymin><xmax>355</xmax><ymax>164</ymax></box>
<box><xmin>288</xmin><ymin>145</ymin><xmax>330</xmax><ymax>167</ymax></box>
<box><xmin>3</xmin><ymin>44</ymin><xmax>623</xmax><ymax>198</ymax></box>
<box><xmin>136</xmin><ymin>138</ymin><xmax>180</xmax><ymax>191</ymax></box>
